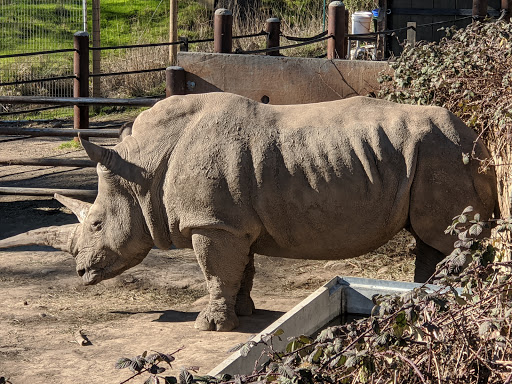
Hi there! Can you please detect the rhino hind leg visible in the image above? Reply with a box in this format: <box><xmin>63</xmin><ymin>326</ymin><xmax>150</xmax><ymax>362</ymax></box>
<box><xmin>235</xmin><ymin>253</ymin><xmax>255</xmax><ymax>316</ymax></box>
<box><xmin>192</xmin><ymin>228</ymin><xmax>252</xmax><ymax>331</ymax></box>
<box><xmin>411</xmin><ymin>235</ymin><xmax>446</xmax><ymax>283</ymax></box>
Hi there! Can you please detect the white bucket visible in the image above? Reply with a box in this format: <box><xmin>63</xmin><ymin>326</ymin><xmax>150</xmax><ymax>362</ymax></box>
<box><xmin>351</xmin><ymin>11</ymin><xmax>373</xmax><ymax>35</ymax></box>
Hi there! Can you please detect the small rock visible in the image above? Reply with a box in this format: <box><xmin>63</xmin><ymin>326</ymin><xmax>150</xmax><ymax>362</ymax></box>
<box><xmin>23</xmin><ymin>301</ymin><xmax>28</xmax><ymax>306</ymax></box>
<box><xmin>39</xmin><ymin>313</ymin><xmax>47</xmax><ymax>318</ymax></box>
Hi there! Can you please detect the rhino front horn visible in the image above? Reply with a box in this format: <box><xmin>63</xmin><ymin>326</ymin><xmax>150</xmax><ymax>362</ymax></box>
<box><xmin>54</xmin><ymin>193</ymin><xmax>91</xmax><ymax>223</ymax></box>
<box><xmin>0</xmin><ymin>224</ymin><xmax>79</xmax><ymax>254</ymax></box>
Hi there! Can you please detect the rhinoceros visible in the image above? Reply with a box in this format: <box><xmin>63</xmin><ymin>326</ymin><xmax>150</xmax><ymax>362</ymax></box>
<box><xmin>0</xmin><ymin>93</ymin><xmax>498</xmax><ymax>331</ymax></box>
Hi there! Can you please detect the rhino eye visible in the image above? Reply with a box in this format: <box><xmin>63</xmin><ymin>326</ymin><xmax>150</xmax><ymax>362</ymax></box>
<box><xmin>91</xmin><ymin>220</ymin><xmax>103</xmax><ymax>231</ymax></box>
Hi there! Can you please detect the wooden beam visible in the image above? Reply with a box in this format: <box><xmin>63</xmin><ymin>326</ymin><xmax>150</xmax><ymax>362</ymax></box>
<box><xmin>0</xmin><ymin>187</ymin><xmax>97</xmax><ymax>198</ymax></box>
<box><xmin>0</xmin><ymin>158</ymin><xmax>96</xmax><ymax>167</ymax></box>
<box><xmin>0</xmin><ymin>96</ymin><xmax>159</xmax><ymax>107</ymax></box>
<box><xmin>0</xmin><ymin>127</ymin><xmax>119</xmax><ymax>138</ymax></box>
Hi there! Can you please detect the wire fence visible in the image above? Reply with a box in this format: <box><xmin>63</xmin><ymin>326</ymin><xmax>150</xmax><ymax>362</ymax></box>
<box><xmin>0</xmin><ymin>0</ymin><xmax>84</xmax><ymax>119</ymax></box>
<box><xmin>0</xmin><ymin>1</ymin><xmax>495</xmax><ymax>121</ymax></box>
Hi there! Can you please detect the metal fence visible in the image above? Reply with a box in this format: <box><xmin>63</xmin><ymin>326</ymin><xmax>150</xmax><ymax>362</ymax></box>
<box><xmin>0</xmin><ymin>0</ymin><xmax>84</xmax><ymax>119</ymax></box>
<box><xmin>0</xmin><ymin>0</ymin><xmax>173</xmax><ymax>120</ymax></box>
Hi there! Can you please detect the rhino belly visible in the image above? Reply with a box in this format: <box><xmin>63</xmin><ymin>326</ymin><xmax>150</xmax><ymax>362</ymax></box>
<box><xmin>251</xmin><ymin>176</ymin><xmax>411</xmax><ymax>261</ymax></box>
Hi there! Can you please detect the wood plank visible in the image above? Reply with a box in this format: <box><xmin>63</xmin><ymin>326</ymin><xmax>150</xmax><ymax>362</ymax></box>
<box><xmin>376</xmin><ymin>0</ymin><xmax>389</xmax><ymax>59</ymax></box>
<box><xmin>0</xmin><ymin>187</ymin><xmax>97</xmax><ymax>198</ymax></box>
<box><xmin>413</xmin><ymin>0</ymin><xmax>433</xmax><ymax>45</ymax></box>
<box><xmin>456</xmin><ymin>0</ymin><xmax>473</xmax><ymax>8</ymax></box>
<box><xmin>0</xmin><ymin>127</ymin><xmax>119</xmax><ymax>138</ymax></box>
<box><xmin>0</xmin><ymin>158</ymin><xmax>96</xmax><ymax>168</ymax></box>
<box><xmin>389</xmin><ymin>0</ymin><xmax>411</xmax><ymax>55</ymax></box>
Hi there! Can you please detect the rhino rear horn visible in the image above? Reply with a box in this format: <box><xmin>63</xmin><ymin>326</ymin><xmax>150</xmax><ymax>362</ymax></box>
<box><xmin>80</xmin><ymin>135</ymin><xmax>146</xmax><ymax>184</ymax></box>
<box><xmin>0</xmin><ymin>224</ymin><xmax>79</xmax><ymax>254</ymax></box>
<box><xmin>54</xmin><ymin>193</ymin><xmax>91</xmax><ymax>223</ymax></box>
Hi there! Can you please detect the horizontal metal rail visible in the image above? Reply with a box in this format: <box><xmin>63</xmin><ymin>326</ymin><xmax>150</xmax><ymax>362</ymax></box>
<box><xmin>0</xmin><ymin>48</ymin><xmax>77</xmax><ymax>60</ymax></box>
<box><xmin>0</xmin><ymin>96</ymin><xmax>160</xmax><ymax>107</ymax></box>
<box><xmin>0</xmin><ymin>158</ymin><xmax>96</xmax><ymax>167</ymax></box>
<box><xmin>0</xmin><ymin>126</ymin><xmax>119</xmax><ymax>138</ymax></box>
<box><xmin>0</xmin><ymin>186</ymin><xmax>96</xmax><ymax>198</ymax></box>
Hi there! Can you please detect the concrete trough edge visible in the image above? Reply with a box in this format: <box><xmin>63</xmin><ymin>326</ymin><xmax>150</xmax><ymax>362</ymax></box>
<box><xmin>209</xmin><ymin>276</ymin><xmax>428</xmax><ymax>377</ymax></box>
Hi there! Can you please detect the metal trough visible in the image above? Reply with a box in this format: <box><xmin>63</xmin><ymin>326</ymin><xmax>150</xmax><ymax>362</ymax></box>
<box><xmin>209</xmin><ymin>276</ymin><xmax>426</xmax><ymax>377</ymax></box>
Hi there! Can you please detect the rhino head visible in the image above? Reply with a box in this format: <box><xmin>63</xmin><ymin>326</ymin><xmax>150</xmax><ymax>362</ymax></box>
<box><xmin>0</xmin><ymin>137</ymin><xmax>155</xmax><ymax>285</ymax></box>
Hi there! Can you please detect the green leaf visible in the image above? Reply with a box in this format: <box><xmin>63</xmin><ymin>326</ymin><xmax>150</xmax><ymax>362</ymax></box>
<box><xmin>115</xmin><ymin>357</ymin><xmax>132</xmax><ymax>370</ymax></box>
<box><xmin>179</xmin><ymin>370</ymin><xmax>193</xmax><ymax>384</ymax></box>
<box><xmin>278</xmin><ymin>364</ymin><xmax>296</xmax><ymax>379</ymax></box>
<box><xmin>469</xmin><ymin>223</ymin><xmax>483</xmax><ymax>237</ymax></box>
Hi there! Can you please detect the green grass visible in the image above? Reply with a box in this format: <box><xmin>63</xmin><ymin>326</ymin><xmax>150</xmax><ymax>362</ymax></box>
<box><xmin>57</xmin><ymin>139</ymin><xmax>82</xmax><ymax>150</ymax></box>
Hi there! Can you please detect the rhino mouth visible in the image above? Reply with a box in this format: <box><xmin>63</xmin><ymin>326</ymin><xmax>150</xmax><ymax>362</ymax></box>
<box><xmin>77</xmin><ymin>267</ymin><xmax>102</xmax><ymax>285</ymax></box>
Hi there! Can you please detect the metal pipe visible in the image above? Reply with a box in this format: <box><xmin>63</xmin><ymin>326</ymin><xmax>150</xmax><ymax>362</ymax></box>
<box><xmin>0</xmin><ymin>127</ymin><xmax>119</xmax><ymax>138</ymax></box>
<box><xmin>0</xmin><ymin>96</ymin><xmax>159</xmax><ymax>107</ymax></box>
<box><xmin>0</xmin><ymin>187</ymin><xmax>97</xmax><ymax>198</ymax></box>
<box><xmin>0</xmin><ymin>158</ymin><xmax>96</xmax><ymax>168</ymax></box>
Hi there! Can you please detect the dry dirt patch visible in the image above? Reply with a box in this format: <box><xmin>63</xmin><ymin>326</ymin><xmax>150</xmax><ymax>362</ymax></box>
<box><xmin>0</xmin><ymin>133</ymin><xmax>415</xmax><ymax>383</ymax></box>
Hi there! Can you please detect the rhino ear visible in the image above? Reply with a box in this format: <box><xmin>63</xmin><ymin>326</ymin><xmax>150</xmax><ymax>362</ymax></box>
<box><xmin>54</xmin><ymin>193</ymin><xmax>91</xmax><ymax>223</ymax></box>
<box><xmin>79</xmin><ymin>135</ymin><xmax>147</xmax><ymax>184</ymax></box>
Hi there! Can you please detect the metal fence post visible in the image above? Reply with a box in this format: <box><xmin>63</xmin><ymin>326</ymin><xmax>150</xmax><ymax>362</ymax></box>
<box><xmin>214</xmin><ymin>9</ymin><xmax>233</xmax><ymax>53</ymax></box>
<box><xmin>472</xmin><ymin>0</ymin><xmax>488</xmax><ymax>20</ymax></box>
<box><xmin>73</xmin><ymin>31</ymin><xmax>89</xmax><ymax>132</ymax></box>
<box><xmin>266</xmin><ymin>17</ymin><xmax>281</xmax><ymax>56</ymax></box>
<box><xmin>344</xmin><ymin>8</ymin><xmax>349</xmax><ymax>59</ymax></box>
<box><xmin>179</xmin><ymin>36</ymin><xmax>189</xmax><ymax>52</ymax></box>
<box><xmin>502</xmin><ymin>0</ymin><xmax>512</xmax><ymax>21</ymax></box>
<box><xmin>327</xmin><ymin>1</ymin><xmax>346</xmax><ymax>60</ymax></box>
<box><xmin>166</xmin><ymin>66</ymin><xmax>186</xmax><ymax>97</ymax></box>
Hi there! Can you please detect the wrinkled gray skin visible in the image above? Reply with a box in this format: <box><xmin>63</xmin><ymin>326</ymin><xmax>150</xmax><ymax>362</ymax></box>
<box><xmin>0</xmin><ymin>93</ymin><xmax>498</xmax><ymax>331</ymax></box>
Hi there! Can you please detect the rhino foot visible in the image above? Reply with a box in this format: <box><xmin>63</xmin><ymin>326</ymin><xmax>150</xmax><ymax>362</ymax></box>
<box><xmin>235</xmin><ymin>294</ymin><xmax>255</xmax><ymax>316</ymax></box>
<box><xmin>195</xmin><ymin>306</ymin><xmax>239</xmax><ymax>332</ymax></box>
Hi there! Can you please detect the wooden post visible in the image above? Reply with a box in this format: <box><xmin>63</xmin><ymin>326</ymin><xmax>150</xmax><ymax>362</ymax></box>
<box><xmin>406</xmin><ymin>22</ymin><xmax>416</xmax><ymax>46</ymax></box>
<box><xmin>166</xmin><ymin>66</ymin><xmax>186</xmax><ymax>97</ymax></box>
<box><xmin>92</xmin><ymin>0</ymin><xmax>101</xmax><ymax>108</ymax></box>
<box><xmin>473</xmin><ymin>0</ymin><xmax>488</xmax><ymax>20</ymax></box>
<box><xmin>502</xmin><ymin>0</ymin><xmax>512</xmax><ymax>21</ymax></box>
<box><xmin>214</xmin><ymin>9</ymin><xmax>233</xmax><ymax>53</ymax></box>
<box><xmin>169</xmin><ymin>0</ymin><xmax>178</xmax><ymax>64</ymax></box>
<box><xmin>375</xmin><ymin>0</ymin><xmax>388</xmax><ymax>60</ymax></box>
<box><xmin>266</xmin><ymin>17</ymin><xmax>280</xmax><ymax>56</ymax></box>
<box><xmin>327</xmin><ymin>1</ymin><xmax>346</xmax><ymax>60</ymax></box>
<box><xmin>73</xmin><ymin>32</ymin><xmax>89</xmax><ymax>132</ymax></box>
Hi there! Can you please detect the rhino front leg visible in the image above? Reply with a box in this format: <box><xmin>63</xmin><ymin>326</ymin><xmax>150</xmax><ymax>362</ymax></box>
<box><xmin>192</xmin><ymin>229</ymin><xmax>251</xmax><ymax>331</ymax></box>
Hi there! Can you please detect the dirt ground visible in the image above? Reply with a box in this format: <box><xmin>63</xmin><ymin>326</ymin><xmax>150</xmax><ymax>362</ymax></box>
<box><xmin>0</xmin><ymin>123</ymin><xmax>415</xmax><ymax>384</ymax></box>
